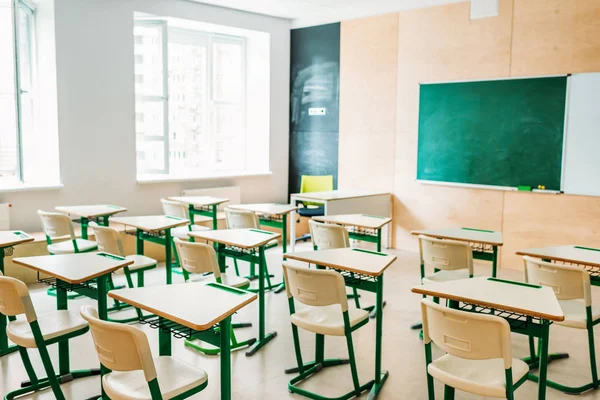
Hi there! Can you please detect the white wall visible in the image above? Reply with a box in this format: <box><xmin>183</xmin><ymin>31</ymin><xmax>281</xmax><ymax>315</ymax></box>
<box><xmin>0</xmin><ymin>0</ymin><xmax>290</xmax><ymax>231</ymax></box>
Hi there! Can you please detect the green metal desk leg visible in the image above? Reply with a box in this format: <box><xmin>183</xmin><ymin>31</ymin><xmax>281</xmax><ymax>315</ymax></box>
<box><xmin>368</xmin><ymin>273</ymin><xmax>388</xmax><ymax>399</ymax></box>
<box><xmin>188</xmin><ymin>204</ymin><xmax>195</xmax><ymax>225</ymax></box>
<box><xmin>536</xmin><ymin>320</ymin><xmax>550</xmax><ymax>400</ymax></box>
<box><xmin>274</xmin><ymin>214</ymin><xmax>288</xmax><ymax>294</ymax></box>
<box><xmin>0</xmin><ymin>251</ymin><xmax>19</xmax><ymax>357</ymax></box>
<box><xmin>369</xmin><ymin>229</ymin><xmax>387</xmax><ymax>319</ymax></box>
<box><xmin>136</xmin><ymin>229</ymin><xmax>144</xmax><ymax>255</ymax></box>
<box><xmin>165</xmin><ymin>229</ymin><xmax>172</xmax><ymax>285</ymax></box>
<box><xmin>220</xmin><ymin>316</ymin><xmax>232</xmax><ymax>400</ymax></box>
<box><xmin>80</xmin><ymin>217</ymin><xmax>89</xmax><ymax>240</ymax></box>
<box><xmin>97</xmin><ymin>274</ymin><xmax>110</xmax><ymax>399</ymax></box>
<box><xmin>492</xmin><ymin>246</ymin><xmax>498</xmax><ymax>278</ymax></box>
<box><xmin>159</xmin><ymin>317</ymin><xmax>172</xmax><ymax>356</ymax></box>
<box><xmin>56</xmin><ymin>282</ymin><xmax>70</xmax><ymax>376</ymax></box>
<box><xmin>211</xmin><ymin>204</ymin><xmax>218</xmax><ymax>231</ymax></box>
<box><xmin>246</xmin><ymin>246</ymin><xmax>277</xmax><ymax>356</ymax></box>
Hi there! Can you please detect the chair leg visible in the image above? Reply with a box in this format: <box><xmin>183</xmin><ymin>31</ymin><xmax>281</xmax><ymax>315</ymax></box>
<box><xmin>291</xmin><ymin>324</ymin><xmax>305</xmax><ymax>374</ymax></box>
<box><xmin>32</xmin><ymin>322</ymin><xmax>65</xmax><ymax>400</ymax></box>
<box><xmin>352</xmin><ymin>288</ymin><xmax>361</xmax><ymax>308</ymax></box>
<box><xmin>344</xmin><ymin>330</ymin><xmax>361</xmax><ymax>396</ymax></box>
<box><xmin>443</xmin><ymin>385</ymin><xmax>455</xmax><ymax>400</ymax></box>
<box><xmin>233</xmin><ymin>259</ymin><xmax>240</xmax><ymax>276</ymax></box>
<box><xmin>263</xmin><ymin>262</ymin><xmax>273</xmax><ymax>289</ymax></box>
<box><xmin>505</xmin><ymin>367</ymin><xmax>515</xmax><ymax>400</ymax></box>
<box><xmin>315</xmin><ymin>334</ymin><xmax>325</xmax><ymax>365</ymax></box>
<box><xmin>586</xmin><ymin>308</ymin><xmax>599</xmax><ymax>389</ymax></box>
<box><xmin>137</xmin><ymin>271</ymin><xmax>145</xmax><ymax>287</ymax></box>
<box><xmin>18</xmin><ymin>346</ymin><xmax>39</xmax><ymax>386</ymax></box>
<box><xmin>148</xmin><ymin>378</ymin><xmax>163</xmax><ymax>400</ymax></box>
<box><xmin>424</xmin><ymin>343</ymin><xmax>435</xmax><ymax>400</ymax></box>
<box><xmin>106</xmin><ymin>275</ymin><xmax>121</xmax><ymax>308</ymax></box>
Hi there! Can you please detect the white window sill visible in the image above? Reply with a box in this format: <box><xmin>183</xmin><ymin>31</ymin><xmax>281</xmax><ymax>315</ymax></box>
<box><xmin>0</xmin><ymin>182</ymin><xmax>63</xmax><ymax>193</ymax></box>
<box><xmin>137</xmin><ymin>170</ymin><xmax>273</xmax><ymax>184</ymax></box>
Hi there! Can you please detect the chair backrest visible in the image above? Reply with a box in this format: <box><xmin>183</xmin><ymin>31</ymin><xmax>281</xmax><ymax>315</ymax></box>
<box><xmin>523</xmin><ymin>256</ymin><xmax>590</xmax><ymax>306</ymax></box>
<box><xmin>89</xmin><ymin>222</ymin><xmax>125</xmax><ymax>256</ymax></box>
<box><xmin>300</xmin><ymin>175</ymin><xmax>334</xmax><ymax>207</ymax></box>
<box><xmin>224</xmin><ymin>207</ymin><xmax>259</xmax><ymax>229</ymax></box>
<box><xmin>38</xmin><ymin>210</ymin><xmax>75</xmax><ymax>240</ymax></box>
<box><xmin>421</xmin><ymin>299</ymin><xmax>512</xmax><ymax>368</ymax></box>
<box><xmin>80</xmin><ymin>305</ymin><xmax>157</xmax><ymax>382</ymax></box>
<box><xmin>418</xmin><ymin>235</ymin><xmax>474</xmax><ymax>274</ymax></box>
<box><xmin>161</xmin><ymin>199</ymin><xmax>189</xmax><ymax>219</ymax></box>
<box><xmin>173</xmin><ymin>238</ymin><xmax>220</xmax><ymax>279</ymax></box>
<box><xmin>309</xmin><ymin>220</ymin><xmax>349</xmax><ymax>250</ymax></box>
<box><xmin>282</xmin><ymin>262</ymin><xmax>348</xmax><ymax>311</ymax></box>
<box><xmin>0</xmin><ymin>272</ymin><xmax>37</xmax><ymax>322</ymax></box>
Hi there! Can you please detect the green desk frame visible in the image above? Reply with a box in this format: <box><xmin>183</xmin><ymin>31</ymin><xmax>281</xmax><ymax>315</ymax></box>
<box><xmin>76</xmin><ymin>215</ymin><xmax>110</xmax><ymax>240</ymax></box>
<box><xmin>215</xmin><ymin>243</ymin><xmax>277</xmax><ymax>356</ymax></box>
<box><xmin>187</xmin><ymin>204</ymin><xmax>219</xmax><ymax>231</ymax></box>
<box><xmin>134</xmin><ymin>228</ymin><xmax>174</xmax><ymax>285</ymax></box>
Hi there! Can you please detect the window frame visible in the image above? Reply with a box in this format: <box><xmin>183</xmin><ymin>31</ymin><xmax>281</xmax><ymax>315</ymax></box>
<box><xmin>133</xmin><ymin>19</ymin><xmax>248</xmax><ymax>178</ymax></box>
<box><xmin>4</xmin><ymin>0</ymin><xmax>36</xmax><ymax>183</ymax></box>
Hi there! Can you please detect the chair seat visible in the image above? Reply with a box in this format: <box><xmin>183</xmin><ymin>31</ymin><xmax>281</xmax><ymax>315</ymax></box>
<box><xmin>422</xmin><ymin>269</ymin><xmax>470</xmax><ymax>285</ymax></box>
<box><xmin>189</xmin><ymin>272</ymin><xmax>249</xmax><ymax>289</ymax></box>
<box><xmin>557</xmin><ymin>299</ymin><xmax>600</xmax><ymax>329</ymax></box>
<box><xmin>102</xmin><ymin>356</ymin><xmax>208</xmax><ymax>400</ymax></box>
<box><xmin>428</xmin><ymin>354</ymin><xmax>529</xmax><ymax>398</ymax></box>
<box><xmin>297</xmin><ymin>206</ymin><xmax>325</xmax><ymax>217</ymax></box>
<box><xmin>125</xmin><ymin>254</ymin><xmax>157</xmax><ymax>272</ymax></box>
<box><xmin>291</xmin><ymin>304</ymin><xmax>369</xmax><ymax>336</ymax></box>
<box><xmin>171</xmin><ymin>225</ymin><xmax>210</xmax><ymax>240</ymax></box>
<box><xmin>7</xmin><ymin>310</ymin><xmax>89</xmax><ymax>348</ymax></box>
<box><xmin>48</xmin><ymin>239</ymin><xmax>98</xmax><ymax>254</ymax></box>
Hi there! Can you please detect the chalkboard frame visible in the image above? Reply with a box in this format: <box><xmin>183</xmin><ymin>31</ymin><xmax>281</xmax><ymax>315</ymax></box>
<box><xmin>415</xmin><ymin>74</ymin><xmax>569</xmax><ymax>192</ymax></box>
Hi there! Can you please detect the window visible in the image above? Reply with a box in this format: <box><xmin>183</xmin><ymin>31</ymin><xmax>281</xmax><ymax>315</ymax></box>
<box><xmin>0</xmin><ymin>0</ymin><xmax>59</xmax><ymax>189</ymax></box>
<box><xmin>135</xmin><ymin>18</ymin><xmax>259</xmax><ymax>180</ymax></box>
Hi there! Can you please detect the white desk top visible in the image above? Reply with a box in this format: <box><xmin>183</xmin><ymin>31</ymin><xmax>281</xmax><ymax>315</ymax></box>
<box><xmin>13</xmin><ymin>253</ymin><xmax>133</xmax><ymax>284</ymax></box>
<box><xmin>190</xmin><ymin>228</ymin><xmax>281</xmax><ymax>249</ymax></box>
<box><xmin>284</xmin><ymin>248</ymin><xmax>396</xmax><ymax>277</ymax></box>
<box><xmin>0</xmin><ymin>231</ymin><xmax>34</xmax><ymax>248</ymax></box>
<box><xmin>313</xmin><ymin>214</ymin><xmax>392</xmax><ymax>230</ymax></box>
<box><xmin>229</xmin><ymin>203</ymin><xmax>298</xmax><ymax>216</ymax></box>
<box><xmin>168</xmin><ymin>196</ymin><xmax>229</xmax><ymax>207</ymax></box>
<box><xmin>291</xmin><ymin>190</ymin><xmax>391</xmax><ymax>201</ymax></box>
<box><xmin>55</xmin><ymin>205</ymin><xmax>127</xmax><ymax>218</ymax></box>
<box><xmin>111</xmin><ymin>215</ymin><xmax>189</xmax><ymax>232</ymax></box>
<box><xmin>411</xmin><ymin>227</ymin><xmax>503</xmax><ymax>246</ymax></box>
<box><xmin>517</xmin><ymin>245</ymin><xmax>600</xmax><ymax>268</ymax></box>
<box><xmin>411</xmin><ymin>277</ymin><xmax>564</xmax><ymax>322</ymax></box>
<box><xmin>109</xmin><ymin>282</ymin><xmax>256</xmax><ymax>331</ymax></box>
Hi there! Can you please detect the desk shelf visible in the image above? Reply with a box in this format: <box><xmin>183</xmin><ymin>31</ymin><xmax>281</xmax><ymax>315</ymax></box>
<box><xmin>459</xmin><ymin>302</ymin><xmax>544</xmax><ymax>332</ymax></box>
<box><xmin>139</xmin><ymin>316</ymin><xmax>221</xmax><ymax>347</ymax></box>
<box><xmin>38</xmin><ymin>274</ymin><xmax>96</xmax><ymax>293</ymax></box>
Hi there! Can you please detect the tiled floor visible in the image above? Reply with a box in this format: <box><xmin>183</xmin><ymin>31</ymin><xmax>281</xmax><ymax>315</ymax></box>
<box><xmin>2</xmin><ymin>241</ymin><xmax>600</xmax><ymax>399</ymax></box>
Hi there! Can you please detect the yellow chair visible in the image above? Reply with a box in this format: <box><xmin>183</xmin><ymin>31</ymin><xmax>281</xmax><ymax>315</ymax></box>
<box><xmin>296</xmin><ymin>175</ymin><xmax>334</xmax><ymax>242</ymax></box>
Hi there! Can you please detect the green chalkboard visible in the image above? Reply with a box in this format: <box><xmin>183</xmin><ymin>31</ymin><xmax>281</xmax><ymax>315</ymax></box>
<box><xmin>417</xmin><ymin>77</ymin><xmax>567</xmax><ymax>190</ymax></box>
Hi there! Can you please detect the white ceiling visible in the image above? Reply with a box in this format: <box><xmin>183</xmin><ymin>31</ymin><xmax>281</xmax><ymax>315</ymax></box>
<box><xmin>191</xmin><ymin>0</ymin><xmax>465</xmax><ymax>28</ymax></box>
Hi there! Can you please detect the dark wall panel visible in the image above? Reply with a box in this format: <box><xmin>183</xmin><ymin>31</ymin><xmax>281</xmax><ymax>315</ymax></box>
<box><xmin>289</xmin><ymin>23</ymin><xmax>340</xmax><ymax>195</ymax></box>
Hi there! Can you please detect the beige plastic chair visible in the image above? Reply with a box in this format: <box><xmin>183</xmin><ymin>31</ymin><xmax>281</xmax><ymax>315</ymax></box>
<box><xmin>38</xmin><ymin>210</ymin><xmax>97</xmax><ymax>254</ymax></box>
<box><xmin>0</xmin><ymin>272</ymin><xmax>89</xmax><ymax>400</ymax></box>
<box><xmin>80</xmin><ymin>305</ymin><xmax>208</xmax><ymax>400</ymax></box>
<box><xmin>523</xmin><ymin>256</ymin><xmax>600</xmax><ymax>392</ymax></box>
<box><xmin>421</xmin><ymin>299</ymin><xmax>528</xmax><ymax>399</ymax></box>
<box><xmin>282</xmin><ymin>262</ymin><xmax>372</xmax><ymax>398</ymax></box>
<box><xmin>309</xmin><ymin>219</ymin><xmax>349</xmax><ymax>250</ymax></box>
<box><xmin>161</xmin><ymin>199</ymin><xmax>209</xmax><ymax>240</ymax></box>
<box><xmin>90</xmin><ymin>222</ymin><xmax>157</xmax><ymax>279</ymax></box>
<box><xmin>418</xmin><ymin>235</ymin><xmax>474</xmax><ymax>284</ymax></box>
<box><xmin>173</xmin><ymin>238</ymin><xmax>249</xmax><ymax>288</ymax></box>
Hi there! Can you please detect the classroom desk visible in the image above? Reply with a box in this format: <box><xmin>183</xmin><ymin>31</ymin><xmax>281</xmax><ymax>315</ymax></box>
<box><xmin>108</xmin><ymin>282</ymin><xmax>256</xmax><ymax>400</ymax></box>
<box><xmin>289</xmin><ymin>190</ymin><xmax>392</xmax><ymax>253</ymax></box>
<box><xmin>13</xmin><ymin>252</ymin><xmax>133</xmax><ymax>398</ymax></box>
<box><xmin>313</xmin><ymin>214</ymin><xmax>392</xmax><ymax>252</ymax></box>
<box><xmin>229</xmin><ymin>203</ymin><xmax>297</xmax><ymax>292</ymax></box>
<box><xmin>55</xmin><ymin>205</ymin><xmax>127</xmax><ymax>240</ymax></box>
<box><xmin>111</xmin><ymin>215</ymin><xmax>188</xmax><ymax>285</ymax></box>
<box><xmin>0</xmin><ymin>231</ymin><xmax>34</xmax><ymax>357</ymax></box>
<box><xmin>412</xmin><ymin>277</ymin><xmax>564</xmax><ymax>400</ymax></box>
<box><xmin>284</xmin><ymin>247</ymin><xmax>397</xmax><ymax>399</ymax></box>
<box><xmin>190</xmin><ymin>228</ymin><xmax>280</xmax><ymax>356</ymax></box>
<box><xmin>411</xmin><ymin>227</ymin><xmax>503</xmax><ymax>277</ymax></box>
<box><xmin>168</xmin><ymin>196</ymin><xmax>228</xmax><ymax>230</ymax></box>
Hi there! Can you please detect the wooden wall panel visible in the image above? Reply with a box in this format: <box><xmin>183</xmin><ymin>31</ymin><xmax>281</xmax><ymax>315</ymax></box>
<box><xmin>394</xmin><ymin>0</ymin><xmax>513</xmax><ymax>252</ymax></box>
<box><xmin>502</xmin><ymin>192</ymin><xmax>600</xmax><ymax>268</ymax></box>
<box><xmin>511</xmin><ymin>0</ymin><xmax>600</xmax><ymax>76</ymax></box>
<box><xmin>338</xmin><ymin>14</ymin><xmax>398</xmax><ymax>191</ymax></box>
